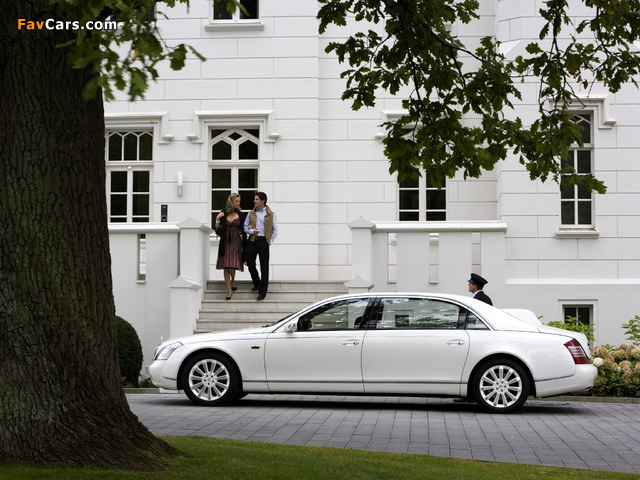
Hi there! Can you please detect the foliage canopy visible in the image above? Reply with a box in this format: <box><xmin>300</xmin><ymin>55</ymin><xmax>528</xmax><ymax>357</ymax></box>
<box><xmin>317</xmin><ymin>0</ymin><xmax>640</xmax><ymax>192</ymax></box>
<box><xmin>54</xmin><ymin>0</ymin><xmax>242</xmax><ymax>100</ymax></box>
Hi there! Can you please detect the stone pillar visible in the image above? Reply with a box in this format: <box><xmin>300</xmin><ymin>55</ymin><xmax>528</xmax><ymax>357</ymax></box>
<box><xmin>346</xmin><ymin>217</ymin><xmax>375</xmax><ymax>292</ymax></box>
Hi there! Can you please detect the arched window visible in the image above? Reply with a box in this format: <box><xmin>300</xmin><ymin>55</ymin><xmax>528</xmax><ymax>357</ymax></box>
<box><xmin>106</xmin><ymin>131</ymin><xmax>153</xmax><ymax>223</ymax></box>
<box><xmin>210</xmin><ymin>128</ymin><xmax>259</xmax><ymax>225</ymax></box>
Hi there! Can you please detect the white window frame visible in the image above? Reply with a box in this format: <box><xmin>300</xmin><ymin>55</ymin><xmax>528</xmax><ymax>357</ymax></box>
<box><xmin>397</xmin><ymin>171</ymin><xmax>447</xmax><ymax>222</ymax></box>
<box><xmin>394</xmin><ymin>121</ymin><xmax>447</xmax><ymax>222</ymax></box>
<box><xmin>206</xmin><ymin>0</ymin><xmax>263</xmax><ymax>31</ymax></box>
<box><xmin>105</xmin><ymin>130</ymin><xmax>154</xmax><ymax>223</ymax></box>
<box><xmin>188</xmin><ymin>111</ymin><xmax>278</xmax><ymax>229</ymax></box>
<box><xmin>209</xmin><ymin>127</ymin><xmax>261</xmax><ymax>225</ymax></box>
<box><xmin>554</xmin><ymin>96</ymin><xmax>616</xmax><ymax>239</ymax></box>
<box><xmin>378</xmin><ymin>111</ymin><xmax>448</xmax><ymax>222</ymax></box>
<box><xmin>107</xmin><ymin>168</ymin><xmax>152</xmax><ymax>223</ymax></box>
<box><xmin>559</xmin><ymin>113</ymin><xmax>595</xmax><ymax>230</ymax></box>
<box><xmin>104</xmin><ymin>113</ymin><xmax>169</xmax><ymax>224</ymax></box>
<box><xmin>559</xmin><ymin>300</ymin><xmax>597</xmax><ymax>345</ymax></box>
<box><xmin>563</xmin><ymin>304</ymin><xmax>593</xmax><ymax>325</ymax></box>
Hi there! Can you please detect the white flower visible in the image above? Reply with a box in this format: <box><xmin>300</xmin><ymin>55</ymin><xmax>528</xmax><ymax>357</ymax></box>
<box><xmin>593</xmin><ymin>357</ymin><xmax>604</xmax><ymax>367</ymax></box>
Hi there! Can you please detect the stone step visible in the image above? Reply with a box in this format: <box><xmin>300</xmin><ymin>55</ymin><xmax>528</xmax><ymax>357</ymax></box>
<box><xmin>202</xmin><ymin>291</ymin><xmax>334</xmax><ymax>304</ymax></box>
<box><xmin>196</xmin><ymin>281</ymin><xmax>348</xmax><ymax>333</ymax></box>
<box><xmin>196</xmin><ymin>312</ymin><xmax>294</xmax><ymax>331</ymax></box>
<box><xmin>195</xmin><ymin>319</ymin><xmax>285</xmax><ymax>333</ymax></box>
<box><xmin>198</xmin><ymin>308</ymin><xmax>299</xmax><ymax>322</ymax></box>
<box><xmin>205</xmin><ymin>281</ymin><xmax>347</xmax><ymax>293</ymax></box>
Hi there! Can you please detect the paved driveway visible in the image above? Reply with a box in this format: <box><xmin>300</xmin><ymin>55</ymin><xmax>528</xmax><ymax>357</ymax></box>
<box><xmin>127</xmin><ymin>394</ymin><xmax>640</xmax><ymax>474</ymax></box>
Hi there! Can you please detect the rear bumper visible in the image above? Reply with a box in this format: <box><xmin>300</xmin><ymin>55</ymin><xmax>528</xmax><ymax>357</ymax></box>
<box><xmin>534</xmin><ymin>364</ymin><xmax>598</xmax><ymax>398</ymax></box>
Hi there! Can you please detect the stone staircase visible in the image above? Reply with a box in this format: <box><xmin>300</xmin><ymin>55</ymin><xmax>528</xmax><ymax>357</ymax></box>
<box><xmin>195</xmin><ymin>281</ymin><xmax>348</xmax><ymax>333</ymax></box>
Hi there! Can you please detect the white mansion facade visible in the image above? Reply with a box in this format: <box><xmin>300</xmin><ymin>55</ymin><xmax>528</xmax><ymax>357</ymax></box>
<box><xmin>104</xmin><ymin>0</ymin><xmax>640</xmax><ymax>364</ymax></box>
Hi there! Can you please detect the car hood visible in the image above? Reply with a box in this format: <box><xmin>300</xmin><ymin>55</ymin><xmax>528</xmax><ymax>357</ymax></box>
<box><xmin>159</xmin><ymin>325</ymin><xmax>272</xmax><ymax>348</ymax></box>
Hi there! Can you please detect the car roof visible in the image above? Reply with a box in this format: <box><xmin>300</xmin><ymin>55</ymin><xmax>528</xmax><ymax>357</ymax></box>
<box><xmin>315</xmin><ymin>292</ymin><xmax>539</xmax><ymax>332</ymax></box>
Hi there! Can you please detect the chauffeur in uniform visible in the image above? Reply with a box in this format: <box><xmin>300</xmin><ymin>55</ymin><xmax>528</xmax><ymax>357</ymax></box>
<box><xmin>468</xmin><ymin>273</ymin><xmax>493</xmax><ymax>306</ymax></box>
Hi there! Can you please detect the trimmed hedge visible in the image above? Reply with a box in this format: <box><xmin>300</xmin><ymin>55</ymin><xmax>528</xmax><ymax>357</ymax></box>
<box><xmin>116</xmin><ymin>316</ymin><xmax>143</xmax><ymax>387</ymax></box>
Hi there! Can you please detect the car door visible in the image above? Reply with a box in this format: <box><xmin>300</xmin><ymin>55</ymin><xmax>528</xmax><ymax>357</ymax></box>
<box><xmin>362</xmin><ymin>296</ymin><xmax>471</xmax><ymax>396</ymax></box>
<box><xmin>264</xmin><ymin>297</ymin><xmax>372</xmax><ymax>393</ymax></box>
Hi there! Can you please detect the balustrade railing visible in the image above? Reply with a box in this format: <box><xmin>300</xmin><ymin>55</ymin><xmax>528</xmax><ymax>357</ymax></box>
<box><xmin>346</xmin><ymin>217</ymin><xmax>507</xmax><ymax>295</ymax></box>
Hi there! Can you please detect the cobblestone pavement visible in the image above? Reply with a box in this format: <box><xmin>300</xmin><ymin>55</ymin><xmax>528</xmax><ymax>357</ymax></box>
<box><xmin>127</xmin><ymin>393</ymin><xmax>640</xmax><ymax>474</ymax></box>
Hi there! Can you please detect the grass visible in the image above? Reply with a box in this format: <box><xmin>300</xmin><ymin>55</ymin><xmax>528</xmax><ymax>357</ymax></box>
<box><xmin>0</xmin><ymin>436</ymin><xmax>637</xmax><ymax>480</ymax></box>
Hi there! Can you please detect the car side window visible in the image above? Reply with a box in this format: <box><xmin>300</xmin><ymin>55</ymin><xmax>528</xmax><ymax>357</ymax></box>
<box><xmin>297</xmin><ymin>298</ymin><xmax>370</xmax><ymax>331</ymax></box>
<box><xmin>466</xmin><ymin>311</ymin><xmax>490</xmax><ymax>330</ymax></box>
<box><xmin>376</xmin><ymin>298</ymin><xmax>461</xmax><ymax>329</ymax></box>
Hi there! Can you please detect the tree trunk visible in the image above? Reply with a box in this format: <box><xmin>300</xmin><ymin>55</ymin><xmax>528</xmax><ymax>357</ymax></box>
<box><xmin>0</xmin><ymin>0</ymin><xmax>179</xmax><ymax>469</ymax></box>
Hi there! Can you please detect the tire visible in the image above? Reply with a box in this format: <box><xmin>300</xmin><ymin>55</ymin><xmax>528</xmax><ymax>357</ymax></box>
<box><xmin>472</xmin><ymin>358</ymin><xmax>530</xmax><ymax>414</ymax></box>
<box><xmin>233</xmin><ymin>391</ymin><xmax>248</xmax><ymax>402</ymax></box>
<box><xmin>181</xmin><ymin>352</ymin><xmax>239</xmax><ymax>406</ymax></box>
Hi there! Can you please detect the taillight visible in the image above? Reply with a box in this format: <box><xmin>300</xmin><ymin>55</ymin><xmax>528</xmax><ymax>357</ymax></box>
<box><xmin>565</xmin><ymin>339</ymin><xmax>590</xmax><ymax>365</ymax></box>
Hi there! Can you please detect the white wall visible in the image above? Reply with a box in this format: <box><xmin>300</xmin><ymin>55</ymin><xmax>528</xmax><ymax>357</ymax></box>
<box><xmin>104</xmin><ymin>0</ymin><xmax>640</xmax><ymax>348</ymax></box>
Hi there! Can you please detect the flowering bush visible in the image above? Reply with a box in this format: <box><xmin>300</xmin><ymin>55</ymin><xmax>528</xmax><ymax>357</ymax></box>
<box><xmin>548</xmin><ymin>315</ymin><xmax>640</xmax><ymax>397</ymax></box>
<box><xmin>590</xmin><ymin>344</ymin><xmax>640</xmax><ymax>397</ymax></box>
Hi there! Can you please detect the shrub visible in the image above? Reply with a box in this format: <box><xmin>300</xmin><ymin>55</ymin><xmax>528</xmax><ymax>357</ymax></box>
<box><xmin>623</xmin><ymin>315</ymin><xmax>640</xmax><ymax>347</ymax></box>
<box><xmin>628</xmin><ymin>345</ymin><xmax>640</xmax><ymax>362</ymax></box>
<box><xmin>137</xmin><ymin>375</ymin><xmax>156</xmax><ymax>388</ymax></box>
<box><xmin>611</xmin><ymin>347</ymin><xmax>627</xmax><ymax>362</ymax></box>
<box><xmin>591</xmin><ymin>343</ymin><xmax>640</xmax><ymax>398</ymax></box>
<box><xmin>546</xmin><ymin>315</ymin><xmax>595</xmax><ymax>344</ymax></box>
<box><xmin>590</xmin><ymin>376</ymin><xmax>640</xmax><ymax>397</ymax></box>
<box><xmin>554</xmin><ymin>313</ymin><xmax>640</xmax><ymax>397</ymax></box>
<box><xmin>116</xmin><ymin>316</ymin><xmax>143</xmax><ymax>387</ymax></box>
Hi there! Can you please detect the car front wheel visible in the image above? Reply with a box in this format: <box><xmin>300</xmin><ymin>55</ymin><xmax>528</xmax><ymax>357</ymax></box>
<box><xmin>181</xmin><ymin>352</ymin><xmax>239</xmax><ymax>406</ymax></box>
<box><xmin>472</xmin><ymin>359</ymin><xmax>530</xmax><ymax>413</ymax></box>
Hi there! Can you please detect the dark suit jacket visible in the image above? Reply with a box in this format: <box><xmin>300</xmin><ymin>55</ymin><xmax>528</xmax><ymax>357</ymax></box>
<box><xmin>473</xmin><ymin>290</ymin><xmax>493</xmax><ymax>306</ymax></box>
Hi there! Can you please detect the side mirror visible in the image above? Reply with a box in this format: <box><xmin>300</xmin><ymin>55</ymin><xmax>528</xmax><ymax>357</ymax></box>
<box><xmin>283</xmin><ymin>321</ymin><xmax>297</xmax><ymax>333</ymax></box>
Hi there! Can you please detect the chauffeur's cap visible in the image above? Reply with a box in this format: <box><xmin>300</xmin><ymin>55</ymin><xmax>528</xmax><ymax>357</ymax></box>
<box><xmin>468</xmin><ymin>273</ymin><xmax>488</xmax><ymax>287</ymax></box>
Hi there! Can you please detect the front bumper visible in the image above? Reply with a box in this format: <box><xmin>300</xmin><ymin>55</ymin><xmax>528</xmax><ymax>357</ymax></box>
<box><xmin>148</xmin><ymin>360</ymin><xmax>178</xmax><ymax>390</ymax></box>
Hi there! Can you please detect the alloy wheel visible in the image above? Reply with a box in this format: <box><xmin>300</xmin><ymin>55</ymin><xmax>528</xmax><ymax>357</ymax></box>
<box><xmin>188</xmin><ymin>358</ymin><xmax>230</xmax><ymax>401</ymax></box>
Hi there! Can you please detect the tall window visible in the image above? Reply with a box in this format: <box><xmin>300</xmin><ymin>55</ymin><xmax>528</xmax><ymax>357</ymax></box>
<box><xmin>213</xmin><ymin>0</ymin><xmax>258</xmax><ymax>20</ymax></box>
<box><xmin>210</xmin><ymin>128</ymin><xmax>259</xmax><ymax>225</ymax></box>
<box><xmin>399</xmin><ymin>173</ymin><xmax>446</xmax><ymax>221</ymax></box>
<box><xmin>561</xmin><ymin>114</ymin><xmax>593</xmax><ymax>227</ymax></box>
<box><xmin>106</xmin><ymin>131</ymin><xmax>152</xmax><ymax>223</ymax></box>
<box><xmin>397</xmin><ymin>129</ymin><xmax>446</xmax><ymax>221</ymax></box>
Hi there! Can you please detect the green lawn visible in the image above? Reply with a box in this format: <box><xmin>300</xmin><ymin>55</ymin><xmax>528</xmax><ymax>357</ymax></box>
<box><xmin>1</xmin><ymin>436</ymin><xmax>637</xmax><ymax>480</ymax></box>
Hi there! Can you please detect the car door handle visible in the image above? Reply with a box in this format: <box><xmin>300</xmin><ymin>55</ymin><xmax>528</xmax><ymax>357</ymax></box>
<box><xmin>447</xmin><ymin>339</ymin><xmax>465</xmax><ymax>346</ymax></box>
<box><xmin>342</xmin><ymin>340</ymin><xmax>360</xmax><ymax>346</ymax></box>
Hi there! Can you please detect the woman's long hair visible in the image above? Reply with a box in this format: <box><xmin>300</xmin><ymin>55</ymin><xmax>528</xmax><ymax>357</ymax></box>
<box><xmin>225</xmin><ymin>193</ymin><xmax>241</xmax><ymax>214</ymax></box>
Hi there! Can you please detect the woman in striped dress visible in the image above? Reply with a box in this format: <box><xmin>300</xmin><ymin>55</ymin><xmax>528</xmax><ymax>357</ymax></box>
<box><xmin>214</xmin><ymin>193</ymin><xmax>246</xmax><ymax>300</ymax></box>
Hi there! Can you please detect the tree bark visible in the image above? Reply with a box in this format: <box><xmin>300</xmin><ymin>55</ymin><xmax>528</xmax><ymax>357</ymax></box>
<box><xmin>0</xmin><ymin>0</ymin><xmax>179</xmax><ymax>469</ymax></box>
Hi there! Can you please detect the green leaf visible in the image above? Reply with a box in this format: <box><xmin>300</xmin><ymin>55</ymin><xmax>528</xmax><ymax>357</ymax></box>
<box><xmin>315</xmin><ymin>0</ymin><xmax>640</xmax><ymax>192</ymax></box>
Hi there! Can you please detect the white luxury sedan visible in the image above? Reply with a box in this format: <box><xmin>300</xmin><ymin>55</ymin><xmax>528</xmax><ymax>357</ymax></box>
<box><xmin>148</xmin><ymin>293</ymin><xmax>597</xmax><ymax>413</ymax></box>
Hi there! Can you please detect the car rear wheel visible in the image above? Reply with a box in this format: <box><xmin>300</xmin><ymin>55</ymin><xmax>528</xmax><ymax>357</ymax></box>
<box><xmin>181</xmin><ymin>352</ymin><xmax>239</xmax><ymax>406</ymax></box>
<box><xmin>472</xmin><ymin>358</ymin><xmax>530</xmax><ymax>413</ymax></box>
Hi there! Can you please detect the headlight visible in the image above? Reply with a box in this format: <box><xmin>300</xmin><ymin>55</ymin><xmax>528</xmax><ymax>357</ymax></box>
<box><xmin>153</xmin><ymin>341</ymin><xmax>183</xmax><ymax>361</ymax></box>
